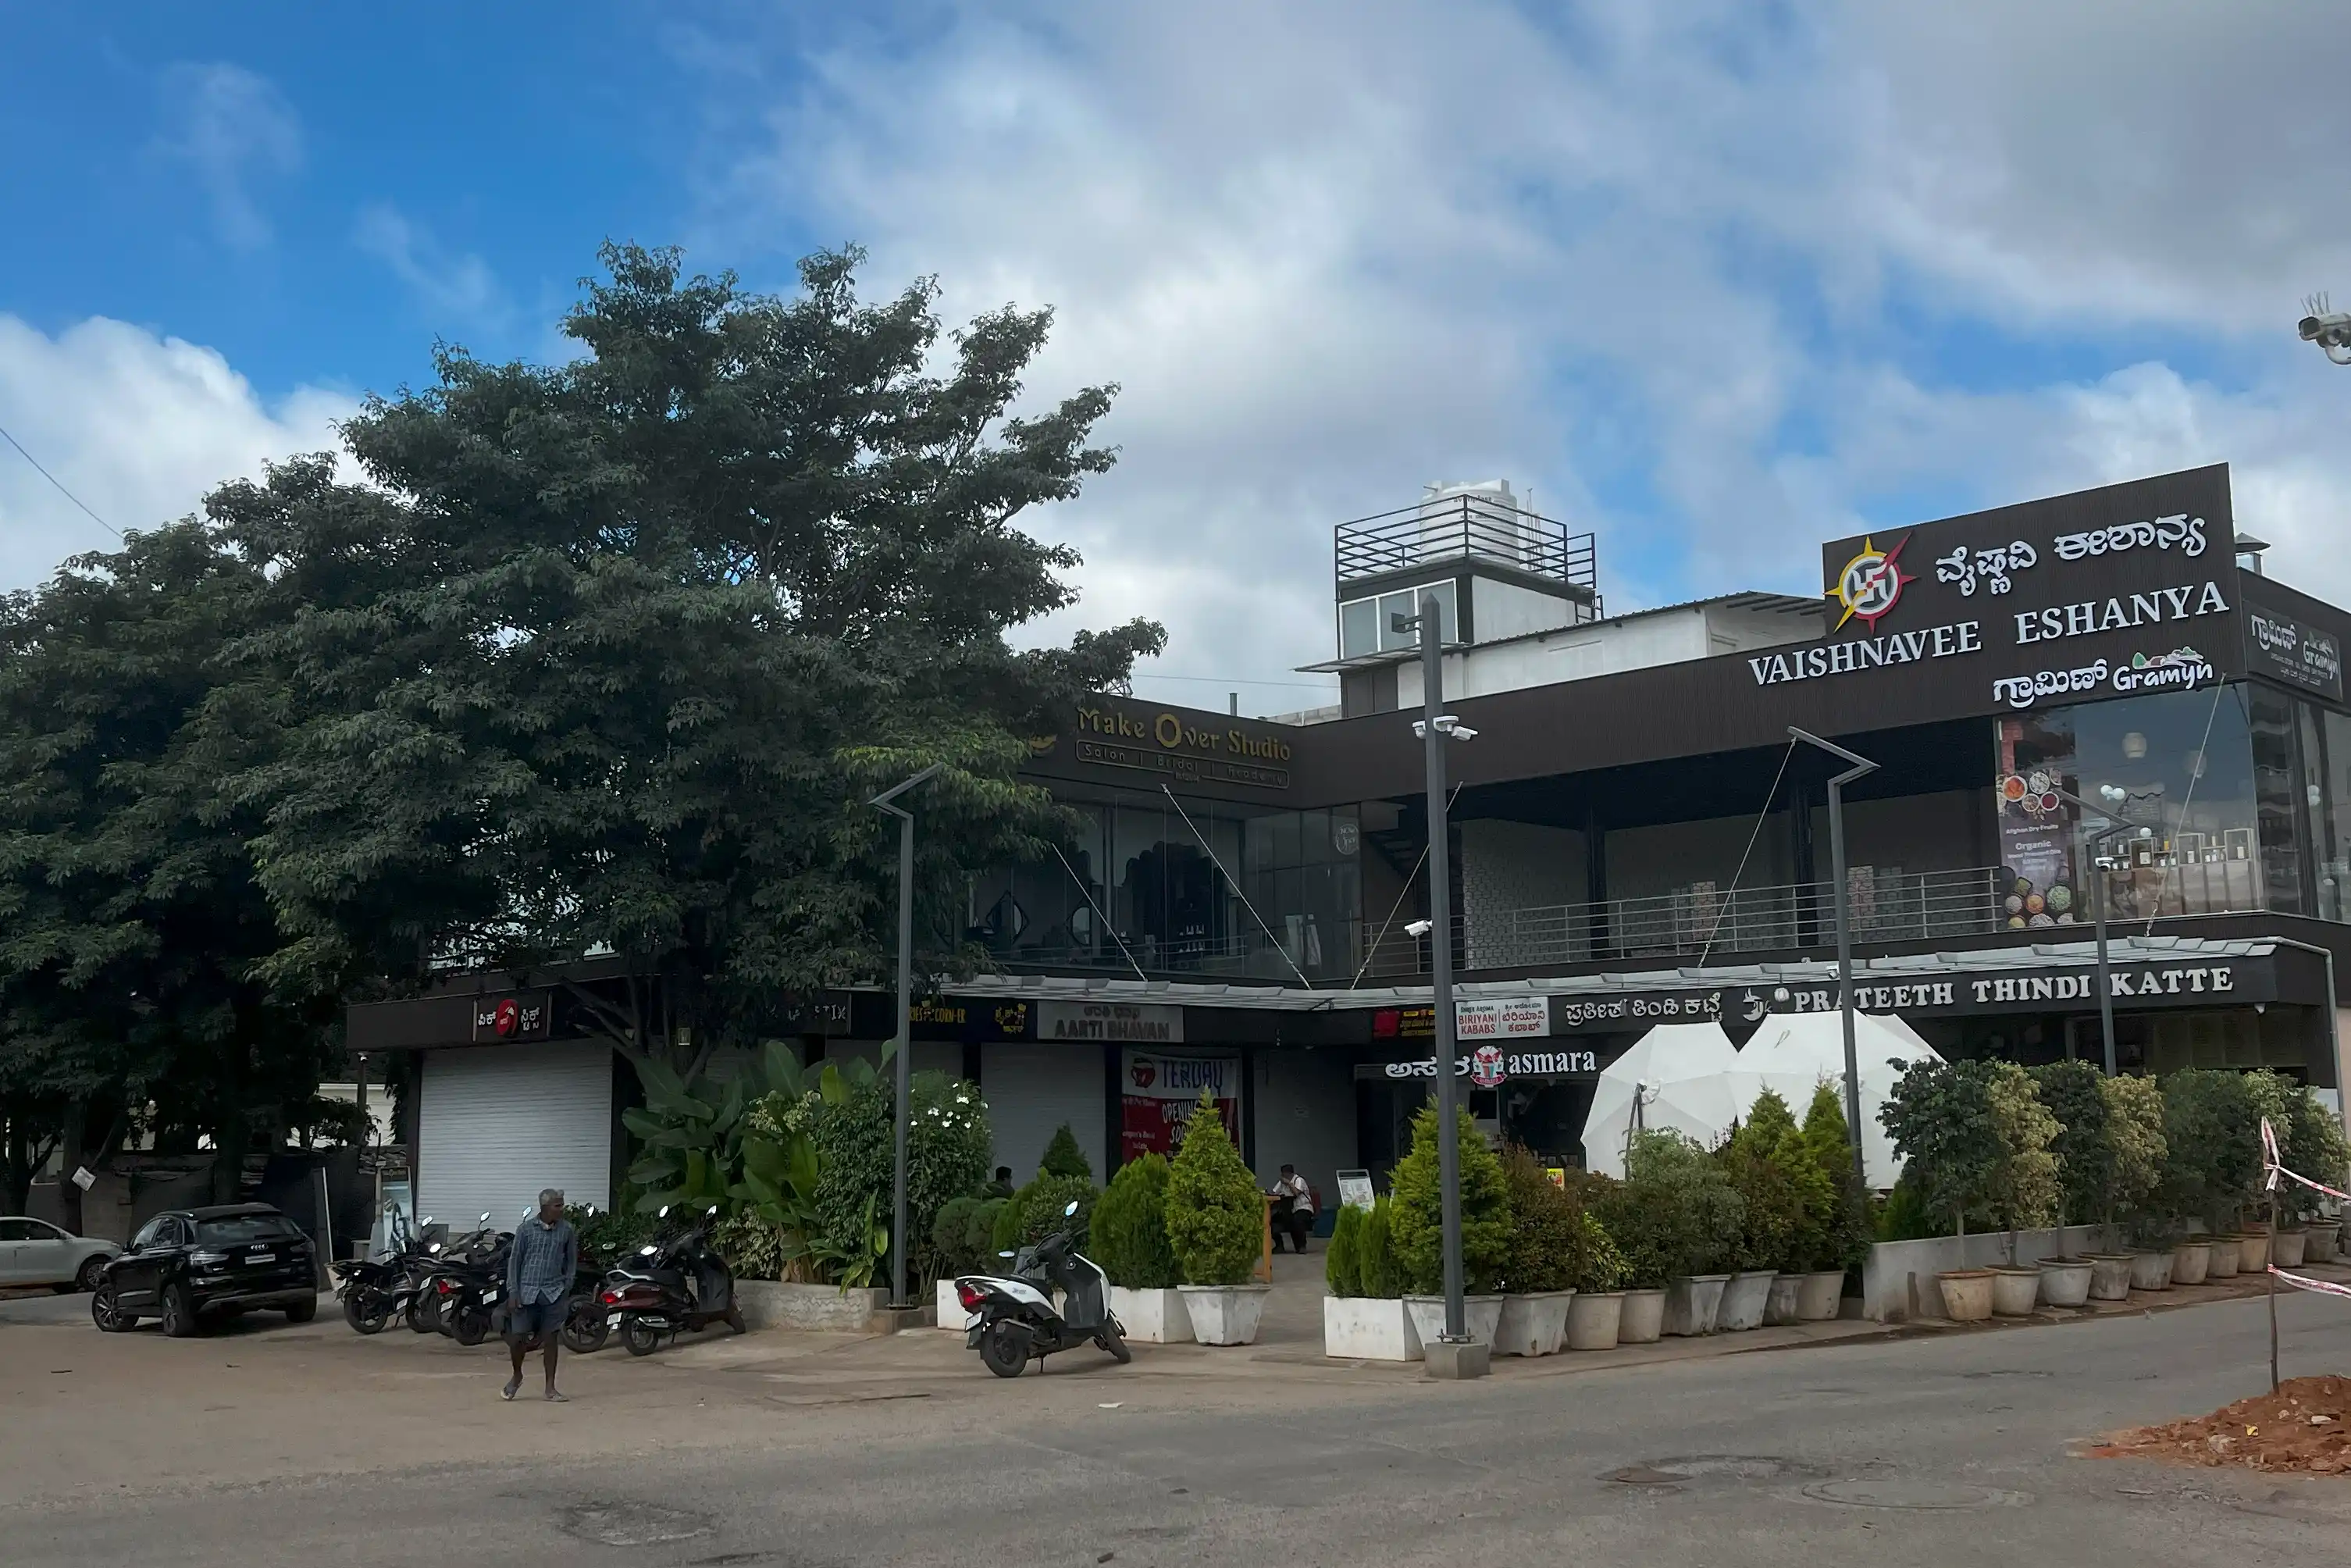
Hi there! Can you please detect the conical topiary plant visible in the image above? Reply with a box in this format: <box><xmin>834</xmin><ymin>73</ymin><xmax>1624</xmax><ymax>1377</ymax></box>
<box><xmin>1038</xmin><ymin>1123</ymin><xmax>1094</xmax><ymax>1181</ymax></box>
<box><xmin>1164</xmin><ymin>1093</ymin><xmax>1263</xmax><ymax>1286</ymax></box>
<box><xmin>1389</xmin><ymin>1105</ymin><xmax>1512</xmax><ymax>1295</ymax></box>
<box><xmin>1092</xmin><ymin>1153</ymin><xmax>1178</xmax><ymax>1289</ymax></box>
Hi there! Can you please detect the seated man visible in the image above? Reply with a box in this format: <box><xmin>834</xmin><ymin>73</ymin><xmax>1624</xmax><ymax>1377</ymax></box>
<box><xmin>1266</xmin><ymin>1164</ymin><xmax>1316</xmax><ymax>1254</ymax></box>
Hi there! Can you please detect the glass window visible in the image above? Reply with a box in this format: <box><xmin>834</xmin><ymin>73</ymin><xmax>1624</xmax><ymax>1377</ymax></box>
<box><xmin>130</xmin><ymin>1216</ymin><xmax>170</xmax><ymax>1251</ymax></box>
<box><xmin>195</xmin><ymin>1213</ymin><xmax>303</xmax><ymax>1245</ymax></box>
<box><xmin>2317</xmin><ymin>709</ymin><xmax>2351</xmax><ymax>920</ymax></box>
<box><xmin>1375</xmin><ymin>581</ymin><xmax>1457</xmax><ymax>651</ymax></box>
<box><xmin>0</xmin><ymin>1219</ymin><xmax>33</xmax><ymax>1241</ymax></box>
<box><xmin>1339</xmin><ymin>597</ymin><xmax>1379</xmax><ymax>660</ymax></box>
<box><xmin>2249</xmin><ymin>684</ymin><xmax>2309</xmax><ymax>914</ymax></box>
<box><xmin>2066</xmin><ymin>684</ymin><xmax>2260</xmax><ymax>920</ymax></box>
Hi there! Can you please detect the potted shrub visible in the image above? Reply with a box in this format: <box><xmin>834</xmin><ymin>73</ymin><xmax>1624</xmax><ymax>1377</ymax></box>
<box><xmin>1493</xmin><ymin>1146</ymin><xmax>1577</xmax><ymax>1356</ymax></box>
<box><xmin>1092</xmin><ymin>1153</ymin><xmax>1191</xmax><ymax>1343</ymax></box>
<box><xmin>2282</xmin><ymin>1082</ymin><xmax>2351</xmax><ymax>1266</ymax></box>
<box><xmin>1322</xmin><ymin>1197</ymin><xmax>1418</xmax><ymax>1360</ymax></box>
<box><xmin>1166</xmin><ymin>1095</ymin><xmax>1271</xmax><ymax>1345</ymax></box>
<box><xmin>2031</xmin><ymin>1060</ymin><xmax>2130</xmax><ymax>1297</ymax></box>
<box><xmin>927</xmin><ymin>1194</ymin><xmax>1007</xmax><ymax>1327</ymax></box>
<box><xmin>1391</xmin><ymin>1106</ymin><xmax>1512</xmax><ymax>1349</ymax></box>
<box><xmin>1716</xmin><ymin>1092</ymin><xmax>1801</xmax><ymax>1331</ymax></box>
<box><xmin>1562</xmin><ymin>1211</ymin><xmax>1630</xmax><ymax>1349</ymax></box>
<box><xmin>1880</xmin><ymin>1058</ymin><xmax>2004</xmax><ymax>1320</ymax></box>
<box><xmin>2099</xmin><ymin>1073</ymin><xmax>2171</xmax><ymax>1292</ymax></box>
<box><xmin>1587</xmin><ymin>1171</ymin><xmax>1668</xmax><ymax>1342</ymax></box>
<box><xmin>1791</xmin><ymin>1085</ymin><xmax>1868</xmax><ymax>1320</ymax></box>
<box><xmin>2163</xmin><ymin>1069</ymin><xmax>2262</xmax><ymax>1280</ymax></box>
<box><xmin>1974</xmin><ymin>1061</ymin><xmax>2071</xmax><ymax>1309</ymax></box>
<box><xmin>1606</xmin><ymin>1129</ymin><xmax>1740</xmax><ymax>1335</ymax></box>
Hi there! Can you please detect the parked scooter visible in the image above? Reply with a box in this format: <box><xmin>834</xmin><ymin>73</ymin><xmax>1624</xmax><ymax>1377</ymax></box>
<box><xmin>557</xmin><ymin>1206</ymin><xmax>615</xmax><ymax>1354</ymax></box>
<box><xmin>412</xmin><ymin>1213</ymin><xmax>507</xmax><ymax>1344</ymax></box>
<box><xmin>955</xmin><ymin>1199</ymin><xmax>1130</xmax><ymax>1378</ymax></box>
<box><xmin>596</xmin><ymin>1204</ymin><xmax>746</xmax><ymax>1356</ymax></box>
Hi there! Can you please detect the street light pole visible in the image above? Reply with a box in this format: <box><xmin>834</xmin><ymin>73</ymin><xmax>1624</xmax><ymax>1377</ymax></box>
<box><xmin>2050</xmin><ymin>783</ymin><xmax>2149</xmax><ymax>1078</ymax></box>
<box><xmin>870</xmin><ymin>761</ymin><xmax>945</xmax><ymax>1310</ymax></box>
<box><xmin>1401</xmin><ymin>595</ymin><xmax>1481</xmax><ymax>1374</ymax></box>
<box><xmin>1790</xmin><ymin>728</ymin><xmax>1877</xmax><ymax>1195</ymax></box>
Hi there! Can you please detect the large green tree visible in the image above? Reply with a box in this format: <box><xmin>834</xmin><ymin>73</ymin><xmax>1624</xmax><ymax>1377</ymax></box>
<box><xmin>223</xmin><ymin>244</ymin><xmax>1161</xmax><ymax>1073</ymax></box>
<box><xmin>0</xmin><ymin>526</ymin><xmax>345</xmax><ymax>1215</ymax></box>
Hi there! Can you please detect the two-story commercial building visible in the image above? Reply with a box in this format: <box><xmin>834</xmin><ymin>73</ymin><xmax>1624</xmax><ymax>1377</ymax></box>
<box><xmin>354</xmin><ymin>465</ymin><xmax>2351</xmax><ymax>1228</ymax></box>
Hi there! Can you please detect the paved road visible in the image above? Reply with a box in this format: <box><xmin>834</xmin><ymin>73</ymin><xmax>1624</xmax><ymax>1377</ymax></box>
<box><xmin>6</xmin><ymin>1281</ymin><xmax>2350</xmax><ymax>1566</ymax></box>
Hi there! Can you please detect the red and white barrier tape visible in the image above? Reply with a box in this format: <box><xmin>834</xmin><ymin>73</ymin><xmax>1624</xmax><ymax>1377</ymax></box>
<box><xmin>2262</xmin><ymin>1116</ymin><xmax>2351</xmax><ymax>1204</ymax></box>
<box><xmin>2269</xmin><ymin>1265</ymin><xmax>2351</xmax><ymax>1301</ymax></box>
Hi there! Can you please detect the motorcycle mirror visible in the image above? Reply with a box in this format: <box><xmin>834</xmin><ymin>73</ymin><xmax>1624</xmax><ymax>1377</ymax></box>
<box><xmin>707</xmin><ymin>1205</ymin><xmax>718</xmax><ymax>1217</ymax></box>
<box><xmin>658</xmin><ymin>1204</ymin><xmax>671</xmax><ymax>1218</ymax></box>
<box><xmin>479</xmin><ymin>1212</ymin><xmax>491</xmax><ymax>1224</ymax></box>
<box><xmin>998</xmin><ymin>1250</ymin><xmax>1014</xmax><ymax>1259</ymax></box>
<box><xmin>1063</xmin><ymin>1200</ymin><xmax>1079</xmax><ymax>1217</ymax></box>
<box><xmin>639</xmin><ymin>1244</ymin><xmax>657</xmax><ymax>1256</ymax></box>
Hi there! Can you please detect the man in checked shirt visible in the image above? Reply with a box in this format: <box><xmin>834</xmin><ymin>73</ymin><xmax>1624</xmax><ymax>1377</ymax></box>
<box><xmin>503</xmin><ymin>1188</ymin><xmax>579</xmax><ymax>1402</ymax></box>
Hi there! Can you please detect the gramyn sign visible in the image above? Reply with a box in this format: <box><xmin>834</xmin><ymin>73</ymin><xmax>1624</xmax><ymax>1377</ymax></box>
<box><xmin>1747</xmin><ymin>465</ymin><xmax>2245</xmax><ymax>722</ymax></box>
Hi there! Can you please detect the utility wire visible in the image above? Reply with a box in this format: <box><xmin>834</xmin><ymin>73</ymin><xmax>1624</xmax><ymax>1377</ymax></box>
<box><xmin>0</xmin><ymin>421</ymin><xmax>121</xmax><ymax>540</ymax></box>
<box><xmin>1348</xmin><ymin>784</ymin><xmax>1462</xmax><ymax>991</ymax></box>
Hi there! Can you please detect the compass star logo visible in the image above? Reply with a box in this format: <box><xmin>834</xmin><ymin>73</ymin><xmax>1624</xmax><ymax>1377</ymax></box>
<box><xmin>1829</xmin><ymin>533</ymin><xmax>1913</xmax><ymax>631</ymax></box>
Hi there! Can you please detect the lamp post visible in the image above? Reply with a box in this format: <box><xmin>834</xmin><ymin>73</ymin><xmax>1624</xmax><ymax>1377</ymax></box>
<box><xmin>870</xmin><ymin>761</ymin><xmax>945</xmax><ymax>1309</ymax></box>
<box><xmin>1788</xmin><ymin>728</ymin><xmax>1877</xmax><ymax>1195</ymax></box>
<box><xmin>1398</xmin><ymin>595</ymin><xmax>1481</xmax><ymax>1375</ymax></box>
<box><xmin>2050</xmin><ymin>783</ymin><xmax>2153</xmax><ymax>1077</ymax></box>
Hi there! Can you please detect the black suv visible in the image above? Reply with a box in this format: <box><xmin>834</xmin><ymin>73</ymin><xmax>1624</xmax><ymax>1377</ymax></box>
<box><xmin>92</xmin><ymin>1203</ymin><xmax>319</xmax><ymax>1336</ymax></box>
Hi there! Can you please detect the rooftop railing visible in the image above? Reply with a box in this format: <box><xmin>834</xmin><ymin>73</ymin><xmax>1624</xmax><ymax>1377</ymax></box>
<box><xmin>1334</xmin><ymin>494</ymin><xmax>1598</xmax><ymax>599</ymax></box>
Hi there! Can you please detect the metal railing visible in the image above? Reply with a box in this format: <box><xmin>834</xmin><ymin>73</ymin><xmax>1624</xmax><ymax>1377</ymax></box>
<box><xmin>1334</xmin><ymin>494</ymin><xmax>1598</xmax><ymax>598</ymax></box>
<box><xmin>981</xmin><ymin>866</ymin><xmax>2017</xmax><ymax>985</ymax></box>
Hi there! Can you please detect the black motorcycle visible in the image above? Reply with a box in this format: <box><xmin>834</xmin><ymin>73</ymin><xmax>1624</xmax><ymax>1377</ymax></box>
<box><xmin>333</xmin><ymin>1213</ymin><xmax>442</xmax><ymax>1335</ymax></box>
<box><xmin>596</xmin><ymin>1205</ymin><xmax>746</xmax><ymax>1356</ymax></box>
<box><xmin>955</xmin><ymin>1199</ymin><xmax>1129</xmax><ymax>1379</ymax></box>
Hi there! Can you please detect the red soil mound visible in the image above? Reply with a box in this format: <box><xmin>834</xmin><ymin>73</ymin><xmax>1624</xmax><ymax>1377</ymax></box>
<box><xmin>2092</xmin><ymin>1376</ymin><xmax>2351</xmax><ymax>1475</ymax></box>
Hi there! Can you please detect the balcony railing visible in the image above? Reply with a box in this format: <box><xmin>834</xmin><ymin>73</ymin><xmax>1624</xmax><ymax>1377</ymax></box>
<box><xmin>983</xmin><ymin>866</ymin><xmax>2024</xmax><ymax>985</ymax></box>
<box><xmin>1334</xmin><ymin>494</ymin><xmax>1598</xmax><ymax>599</ymax></box>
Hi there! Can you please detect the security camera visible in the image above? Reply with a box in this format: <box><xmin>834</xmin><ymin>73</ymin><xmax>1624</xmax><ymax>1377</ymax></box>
<box><xmin>2098</xmin><ymin>783</ymin><xmax>2127</xmax><ymax>806</ymax></box>
<box><xmin>1412</xmin><ymin>715</ymin><xmax>1479</xmax><ymax>741</ymax></box>
<box><xmin>2299</xmin><ymin>294</ymin><xmax>2351</xmax><ymax>364</ymax></box>
<box><xmin>1405</xmin><ymin>918</ymin><xmax>1434</xmax><ymax>938</ymax></box>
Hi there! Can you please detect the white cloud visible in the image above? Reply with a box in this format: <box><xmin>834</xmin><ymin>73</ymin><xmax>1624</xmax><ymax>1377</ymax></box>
<box><xmin>0</xmin><ymin>316</ymin><xmax>355</xmax><ymax>592</ymax></box>
<box><xmin>155</xmin><ymin>62</ymin><xmax>303</xmax><ymax>251</ymax></box>
<box><xmin>354</xmin><ymin>202</ymin><xmax>505</xmax><ymax>326</ymax></box>
<box><xmin>682</xmin><ymin>1</ymin><xmax>2351</xmax><ymax>710</ymax></box>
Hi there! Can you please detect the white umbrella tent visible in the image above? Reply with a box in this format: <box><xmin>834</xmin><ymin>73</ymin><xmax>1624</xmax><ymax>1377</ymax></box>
<box><xmin>1578</xmin><ymin>1021</ymin><xmax>1743</xmax><ymax>1178</ymax></box>
<box><xmin>1734</xmin><ymin>1012</ymin><xmax>1942</xmax><ymax>1188</ymax></box>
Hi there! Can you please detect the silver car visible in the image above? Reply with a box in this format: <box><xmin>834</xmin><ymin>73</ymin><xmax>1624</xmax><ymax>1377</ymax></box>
<box><xmin>0</xmin><ymin>1217</ymin><xmax>122</xmax><ymax>1292</ymax></box>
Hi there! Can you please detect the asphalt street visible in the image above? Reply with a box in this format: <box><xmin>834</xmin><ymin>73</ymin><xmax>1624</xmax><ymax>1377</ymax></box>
<box><xmin>6</xmin><ymin>1281</ymin><xmax>2351</xmax><ymax>1566</ymax></box>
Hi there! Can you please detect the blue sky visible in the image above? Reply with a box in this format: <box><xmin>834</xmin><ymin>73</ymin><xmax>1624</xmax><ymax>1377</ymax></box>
<box><xmin>4</xmin><ymin>2</ymin><xmax>2348</xmax><ymax>713</ymax></box>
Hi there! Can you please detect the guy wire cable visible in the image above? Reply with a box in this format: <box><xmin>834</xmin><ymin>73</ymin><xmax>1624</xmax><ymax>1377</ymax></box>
<box><xmin>1049</xmin><ymin>843</ymin><xmax>1149</xmax><ymax>982</ymax></box>
<box><xmin>1698</xmin><ymin>738</ymin><xmax>1798</xmax><ymax>968</ymax></box>
<box><xmin>1159</xmin><ymin>783</ymin><xmax>1316</xmax><ymax>990</ymax></box>
<box><xmin>1348</xmin><ymin>784</ymin><xmax>1462</xmax><ymax>992</ymax></box>
<box><xmin>2143</xmin><ymin>678</ymin><xmax>2233</xmax><ymax>937</ymax></box>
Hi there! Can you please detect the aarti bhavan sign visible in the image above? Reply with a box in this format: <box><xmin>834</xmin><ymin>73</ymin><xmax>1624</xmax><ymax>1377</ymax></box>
<box><xmin>1038</xmin><ymin>1000</ymin><xmax>1183</xmax><ymax>1044</ymax></box>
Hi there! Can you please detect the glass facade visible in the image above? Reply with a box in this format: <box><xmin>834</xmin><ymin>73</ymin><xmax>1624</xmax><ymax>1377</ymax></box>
<box><xmin>968</xmin><ymin>788</ymin><xmax>1363</xmax><ymax>982</ymax></box>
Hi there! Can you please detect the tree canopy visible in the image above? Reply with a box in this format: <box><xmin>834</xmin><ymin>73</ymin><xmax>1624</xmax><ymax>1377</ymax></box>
<box><xmin>0</xmin><ymin>241</ymin><xmax>1159</xmax><ymax>1201</ymax></box>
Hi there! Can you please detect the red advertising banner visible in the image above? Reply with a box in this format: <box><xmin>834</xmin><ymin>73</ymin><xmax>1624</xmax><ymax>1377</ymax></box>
<box><xmin>1120</xmin><ymin>1050</ymin><xmax>1241</xmax><ymax>1164</ymax></box>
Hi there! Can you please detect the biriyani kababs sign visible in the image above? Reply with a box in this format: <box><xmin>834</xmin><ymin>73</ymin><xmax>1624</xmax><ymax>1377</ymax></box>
<box><xmin>1746</xmin><ymin>465</ymin><xmax>2244</xmax><ymax>720</ymax></box>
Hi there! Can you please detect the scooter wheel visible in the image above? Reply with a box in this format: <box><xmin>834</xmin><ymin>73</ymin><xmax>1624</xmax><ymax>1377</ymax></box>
<box><xmin>1099</xmin><ymin>1317</ymin><xmax>1131</xmax><ymax>1365</ymax></box>
<box><xmin>725</xmin><ymin>1306</ymin><xmax>746</xmax><ymax>1335</ymax></box>
<box><xmin>343</xmin><ymin>1289</ymin><xmax>390</xmax><ymax>1335</ymax></box>
<box><xmin>406</xmin><ymin>1293</ymin><xmax>440</xmax><ymax>1333</ymax></box>
<box><xmin>621</xmin><ymin>1316</ymin><xmax>664</xmax><ymax>1357</ymax></box>
<box><xmin>979</xmin><ymin>1323</ymin><xmax>1028</xmax><ymax>1378</ymax></box>
<box><xmin>451</xmin><ymin>1306</ymin><xmax>490</xmax><ymax>1346</ymax></box>
<box><xmin>560</xmin><ymin>1306</ymin><xmax>609</xmax><ymax>1354</ymax></box>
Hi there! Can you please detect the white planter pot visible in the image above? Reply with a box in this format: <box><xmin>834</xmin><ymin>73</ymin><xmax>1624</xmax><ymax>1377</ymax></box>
<box><xmin>1404</xmin><ymin>1294</ymin><xmax>1504</xmax><ymax>1349</ymax></box>
<box><xmin>1109</xmin><ymin>1285</ymin><xmax>1193</xmax><ymax>1344</ymax></box>
<box><xmin>2274</xmin><ymin>1229</ymin><xmax>2308</xmax><ymax>1269</ymax></box>
<box><xmin>1989</xmin><ymin>1267</ymin><xmax>2041</xmax><ymax>1317</ymax></box>
<box><xmin>1494</xmin><ymin>1291</ymin><xmax>1573</xmax><ymax>1356</ymax></box>
<box><xmin>2171</xmin><ymin>1240</ymin><xmax>2211</xmax><ymax>1285</ymax></box>
<box><xmin>1322</xmin><ymin>1295</ymin><xmax>1419</xmax><ymax>1360</ymax></box>
<box><xmin>935</xmin><ymin>1277</ymin><xmax>967</xmax><ymax>1331</ymax></box>
<box><xmin>2085</xmin><ymin>1255</ymin><xmax>2133</xmax><ymax>1301</ymax></box>
<box><xmin>2205</xmin><ymin>1237</ymin><xmax>2242</xmax><ymax>1278</ymax></box>
<box><xmin>2128</xmin><ymin>1250</ymin><xmax>2172</xmax><ymax>1291</ymax></box>
<box><xmin>1618</xmin><ymin>1288</ymin><xmax>1666</xmax><ymax>1343</ymax></box>
<box><xmin>2240</xmin><ymin>1232</ymin><xmax>2273</xmax><ymax>1272</ymax></box>
<box><xmin>1564</xmin><ymin>1290</ymin><xmax>1624</xmax><ymax>1350</ymax></box>
<box><xmin>1662</xmin><ymin>1274</ymin><xmax>1730</xmax><ymax>1336</ymax></box>
<box><xmin>1179</xmin><ymin>1284</ymin><xmax>1271</xmax><ymax>1346</ymax></box>
<box><xmin>1796</xmin><ymin>1270</ymin><xmax>1846</xmax><ymax>1321</ymax></box>
<box><xmin>1762</xmin><ymin>1273</ymin><xmax>1803</xmax><ymax>1326</ymax></box>
<box><xmin>2306</xmin><ymin>1227</ymin><xmax>2340</xmax><ymax>1263</ymax></box>
<box><xmin>2038</xmin><ymin>1257</ymin><xmax>2093</xmax><ymax>1308</ymax></box>
<box><xmin>1716</xmin><ymin>1270</ymin><xmax>1775</xmax><ymax>1331</ymax></box>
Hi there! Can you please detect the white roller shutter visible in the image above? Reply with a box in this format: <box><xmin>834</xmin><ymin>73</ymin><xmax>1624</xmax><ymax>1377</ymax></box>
<box><xmin>982</xmin><ymin>1044</ymin><xmax>1104</xmax><ymax>1181</ymax></box>
<box><xmin>417</xmin><ymin>1044</ymin><xmax>612</xmax><ymax>1230</ymax></box>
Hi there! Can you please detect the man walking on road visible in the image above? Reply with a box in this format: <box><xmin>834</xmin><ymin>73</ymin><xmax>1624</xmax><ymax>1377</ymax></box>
<box><xmin>504</xmin><ymin>1188</ymin><xmax>578</xmax><ymax>1402</ymax></box>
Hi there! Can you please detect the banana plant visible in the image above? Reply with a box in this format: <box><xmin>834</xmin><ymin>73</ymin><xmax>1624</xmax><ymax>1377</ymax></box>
<box><xmin>622</xmin><ymin>1039</ymin><xmax>800</xmax><ymax>1214</ymax></box>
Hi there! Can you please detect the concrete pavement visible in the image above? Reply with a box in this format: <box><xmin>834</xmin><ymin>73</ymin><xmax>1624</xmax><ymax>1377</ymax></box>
<box><xmin>9</xmin><ymin>1263</ymin><xmax>2351</xmax><ymax>1566</ymax></box>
